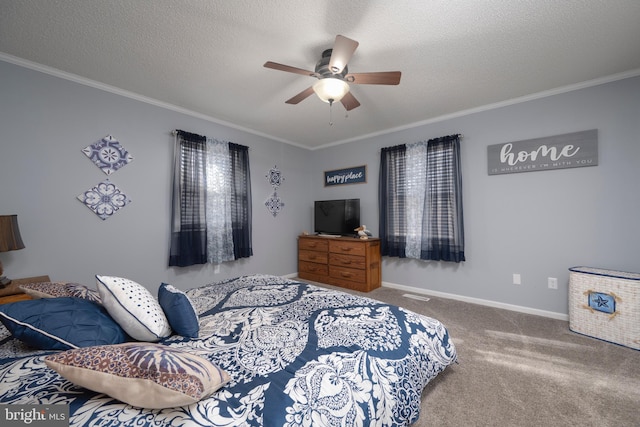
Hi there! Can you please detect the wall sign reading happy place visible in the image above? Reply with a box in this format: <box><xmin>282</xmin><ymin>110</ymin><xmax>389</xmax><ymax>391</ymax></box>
<box><xmin>324</xmin><ymin>165</ymin><xmax>367</xmax><ymax>186</ymax></box>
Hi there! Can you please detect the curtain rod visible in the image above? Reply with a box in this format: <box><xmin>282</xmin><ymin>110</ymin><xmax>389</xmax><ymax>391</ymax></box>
<box><xmin>377</xmin><ymin>134</ymin><xmax>464</xmax><ymax>153</ymax></box>
<box><xmin>171</xmin><ymin>130</ymin><xmax>252</xmax><ymax>150</ymax></box>
<box><xmin>173</xmin><ymin>130</ymin><xmax>463</xmax><ymax>141</ymax></box>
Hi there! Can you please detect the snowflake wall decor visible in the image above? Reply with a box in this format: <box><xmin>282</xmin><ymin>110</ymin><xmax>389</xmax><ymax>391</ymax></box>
<box><xmin>265</xmin><ymin>191</ymin><xmax>284</xmax><ymax>217</ymax></box>
<box><xmin>82</xmin><ymin>135</ymin><xmax>133</xmax><ymax>175</ymax></box>
<box><xmin>77</xmin><ymin>179</ymin><xmax>132</xmax><ymax>220</ymax></box>
<box><xmin>266</xmin><ymin>165</ymin><xmax>284</xmax><ymax>189</ymax></box>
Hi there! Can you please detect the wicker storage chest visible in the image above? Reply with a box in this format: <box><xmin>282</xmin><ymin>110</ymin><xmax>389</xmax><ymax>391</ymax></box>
<box><xmin>568</xmin><ymin>267</ymin><xmax>640</xmax><ymax>350</ymax></box>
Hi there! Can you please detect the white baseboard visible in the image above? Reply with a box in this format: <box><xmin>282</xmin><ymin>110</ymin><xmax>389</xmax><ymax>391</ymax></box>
<box><xmin>289</xmin><ymin>273</ymin><xmax>568</xmax><ymax>321</ymax></box>
<box><xmin>382</xmin><ymin>281</ymin><xmax>569</xmax><ymax>321</ymax></box>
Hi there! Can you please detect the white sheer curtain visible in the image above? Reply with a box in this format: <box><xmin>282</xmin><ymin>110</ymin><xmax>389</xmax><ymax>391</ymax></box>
<box><xmin>405</xmin><ymin>141</ymin><xmax>428</xmax><ymax>259</ymax></box>
<box><xmin>205</xmin><ymin>138</ymin><xmax>235</xmax><ymax>263</ymax></box>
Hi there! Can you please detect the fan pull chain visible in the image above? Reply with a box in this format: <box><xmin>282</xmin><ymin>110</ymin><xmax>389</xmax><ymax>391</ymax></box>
<box><xmin>327</xmin><ymin>99</ymin><xmax>349</xmax><ymax>125</ymax></box>
<box><xmin>329</xmin><ymin>99</ymin><xmax>334</xmax><ymax>126</ymax></box>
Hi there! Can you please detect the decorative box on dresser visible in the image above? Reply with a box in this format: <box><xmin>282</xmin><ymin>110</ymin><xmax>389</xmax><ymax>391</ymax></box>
<box><xmin>298</xmin><ymin>235</ymin><xmax>381</xmax><ymax>292</ymax></box>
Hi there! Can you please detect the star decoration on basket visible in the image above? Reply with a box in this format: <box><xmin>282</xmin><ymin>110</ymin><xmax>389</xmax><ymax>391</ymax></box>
<box><xmin>82</xmin><ymin>135</ymin><xmax>133</xmax><ymax>175</ymax></box>
<box><xmin>77</xmin><ymin>179</ymin><xmax>131</xmax><ymax>220</ymax></box>
<box><xmin>266</xmin><ymin>165</ymin><xmax>284</xmax><ymax>189</ymax></box>
<box><xmin>593</xmin><ymin>294</ymin><xmax>610</xmax><ymax>308</ymax></box>
<box><xmin>265</xmin><ymin>191</ymin><xmax>284</xmax><ymax>217</ymax></box>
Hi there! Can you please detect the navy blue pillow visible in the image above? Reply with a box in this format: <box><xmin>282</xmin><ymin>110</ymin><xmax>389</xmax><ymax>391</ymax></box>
<box><xmin>0</xmin><ymin>297</ymin><xmax>129</xmax><ymax>350</ymax></box>
<box><xmin>158</xmin><ymin>283</ymin><xmax>199</xmax><ymax>338</ymax></box>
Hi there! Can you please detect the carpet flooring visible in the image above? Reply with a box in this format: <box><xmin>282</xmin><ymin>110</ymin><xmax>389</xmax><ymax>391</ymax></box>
<box><xmin>299</xmin><ymin>279</ymin><xmax>640</xmax><ymax>427</ymax></box>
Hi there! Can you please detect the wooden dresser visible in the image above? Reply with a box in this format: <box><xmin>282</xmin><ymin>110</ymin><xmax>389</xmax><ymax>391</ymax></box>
<box><xmin>298</xmin><ymin>235</ymin><xmax>381</xmax><ymax>292</ymax></box>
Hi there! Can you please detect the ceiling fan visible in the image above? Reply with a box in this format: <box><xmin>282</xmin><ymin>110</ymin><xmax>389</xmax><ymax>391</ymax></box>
<box><xmin>264</xmin><ymin>35</ymin><xmax>401</xmax><ymax>111</ymax></box>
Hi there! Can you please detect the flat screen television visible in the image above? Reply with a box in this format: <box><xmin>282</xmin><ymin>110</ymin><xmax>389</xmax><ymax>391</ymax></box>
<box><xmin>314</xmin><ymin>199</ymin><xmax>360</xmax><ymax>237</ymax></box>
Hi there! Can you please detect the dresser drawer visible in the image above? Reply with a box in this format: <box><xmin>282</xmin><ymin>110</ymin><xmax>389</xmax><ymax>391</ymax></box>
<box><xmin>329</xmin><ymin>253</ymin><xmax>366</xmax><ymax>270</ymax></box>
<box><xmin>329</xmin><ymin>240</ymin><xmax>366</xmax><ymax>256</ymax></box>
<box><xmin>299</xmin><ymin>238</ymin><xmax>329</xmax><ymax>252</ymax></box>
<box><xmin>299</xmin><ymin>261</ymin><xmax>329</xmax><ymax>276</ymax></box>
<box><xmin>299</xmin><ymin>250</ymin><xmax>328</xmax><ymax>264</ymax></box>
<box><xmin>298</xmin><ymin>235</ymin><xmax>380</xmax><ymax>292</ymax></box>
<box><xmin>329</xmin><ymin>265</ymin><xmax>366</xmax><ymax>284</ymax></box>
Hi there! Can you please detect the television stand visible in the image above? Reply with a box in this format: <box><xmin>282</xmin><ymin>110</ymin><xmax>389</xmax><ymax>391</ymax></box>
<box><xmin>298</xmin><ymin>235</ymin><xmax>381</xmax><ymax>292</ymax></box>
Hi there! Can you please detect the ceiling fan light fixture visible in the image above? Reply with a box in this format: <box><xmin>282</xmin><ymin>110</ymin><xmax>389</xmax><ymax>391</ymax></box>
<box><xmin>313</xmin><ymin>78</ymin><xmax>349</xmax><ymax>103</ymax></box>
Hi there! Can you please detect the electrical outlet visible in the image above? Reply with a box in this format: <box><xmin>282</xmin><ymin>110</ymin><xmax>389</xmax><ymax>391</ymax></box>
<box><xmin>548</xmin><ymin>277</ymin><xmax>558</xmax><ymax>289</ymax></box>
<box><xmin>513</xmin><ymin>273</ymin><xmax>521</xmax><ymax>285</ymax></box>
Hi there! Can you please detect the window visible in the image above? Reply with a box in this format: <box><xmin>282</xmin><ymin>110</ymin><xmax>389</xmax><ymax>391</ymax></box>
<box><xmin>379</xmin><ymin>134</ymin><xmax>465</xmax><ymax>262</ymax></box>
<box><xmin>169</xmin><ymin>130</ymin><xmax>252</xmax><ymax>267</ymax></box>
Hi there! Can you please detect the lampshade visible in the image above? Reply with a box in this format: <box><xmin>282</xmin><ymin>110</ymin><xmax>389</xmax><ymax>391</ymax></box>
<box><xmin>0</xmin><ymin>215</ymin><xmax>25</xmax><ymax>252</ymax></box>
<box><xmin>312</xmin><ymin>78</ymin><xmax>350</xmax><ymax>104</ymax></box>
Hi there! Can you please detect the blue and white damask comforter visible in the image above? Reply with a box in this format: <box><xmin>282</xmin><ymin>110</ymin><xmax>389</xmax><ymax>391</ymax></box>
<box><xmin>0</xmin><ymin>275</ymin><xmax>456</xmax><ymax>426</ymax></box>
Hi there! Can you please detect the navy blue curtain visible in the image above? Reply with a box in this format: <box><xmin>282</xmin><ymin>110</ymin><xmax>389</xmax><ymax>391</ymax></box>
<box><xmin>229</xmin><ymin>143</ymin><xmax>253</xmax><ymax>259</ymax></box>
<box><xmin>378</xmin><ymin>144</ymin><xmax>407</xmax><ymax>257</ymax></box>
<box><xmin>421</xmin><ymin>135</ymin><xmax>465</xmax><ymax>262</ymax></box>
<box><xmin>169</xmin><ymin>130</ymin><xmax>207</xmax><ymax>267</ymax></box>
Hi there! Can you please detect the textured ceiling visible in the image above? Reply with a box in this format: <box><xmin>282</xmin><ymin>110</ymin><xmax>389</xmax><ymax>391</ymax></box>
<box><xmin>2</xmin><ymin>0</ymin><xmax>640</xmax><ymax>149</ymax></box>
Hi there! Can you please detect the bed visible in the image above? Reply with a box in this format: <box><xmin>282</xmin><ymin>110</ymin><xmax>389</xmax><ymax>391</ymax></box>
<box><xmin>0</xmin><ymin>274</ymin><xmax>456</xmax><ymax>426</ymax></box>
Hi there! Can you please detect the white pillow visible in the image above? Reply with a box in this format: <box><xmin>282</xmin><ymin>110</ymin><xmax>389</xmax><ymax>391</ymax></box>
<box><xmin>96</xmin><ymin>275</ymin><xmax>171</xmax><ymax>341</ymax></box>
<box><xmin>45</xmin><ymin>343</ymin><xmax>230</xmax><ymax>409</ymax></box>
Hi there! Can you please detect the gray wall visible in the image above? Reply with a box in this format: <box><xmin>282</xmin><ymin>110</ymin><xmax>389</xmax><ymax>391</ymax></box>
<box><xmin>0</xmin><ymin>60</ymin><xmax>310</xmax><ymax>294</ymax></box>
<box><xmin>1</xmin><ymin>58</ymin><xmax>638</xmax><ymax>317</ymax></box>
<box><xmin>310</xmin><ymin>75</ymin><xmax>640</xmax><ymax>316</ymax></box>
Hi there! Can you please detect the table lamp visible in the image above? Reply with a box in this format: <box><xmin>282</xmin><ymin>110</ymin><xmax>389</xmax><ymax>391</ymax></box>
<box><xmin>0</xmin><ymin>215</ymin><xmax>25</xmax><ymax>287</ymax></box>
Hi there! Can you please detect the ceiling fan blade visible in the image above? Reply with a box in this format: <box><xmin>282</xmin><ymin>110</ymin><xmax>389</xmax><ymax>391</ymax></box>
<box><xmin>264</xmin><ymin>61</ymin><xmax>315</xmax><ymax>77</ymax></box>
<box><xmin>340</xmin><ymin>92</ymin><xmax>361</xmax><ymax>111</ymax></box>
<box><xmin>346</xmin><ymin>71</ymin><xmax>401</xmax><ymax>85</ymax></box>
<box><xmin>285</xmin><ymin>87</ymin><xmax>315</xmax><ymax>104</ymax></box>
<box><xmin>329</xmin><ymin>35</ymin><xmax>359</xmax><ymax>74</ymax></box>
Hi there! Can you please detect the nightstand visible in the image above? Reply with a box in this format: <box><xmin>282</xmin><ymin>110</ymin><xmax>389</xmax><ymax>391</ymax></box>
<box><xmin>0</xmin><ymin>275</ymin><xmax>50</xmax><ymax>304</ymax></box>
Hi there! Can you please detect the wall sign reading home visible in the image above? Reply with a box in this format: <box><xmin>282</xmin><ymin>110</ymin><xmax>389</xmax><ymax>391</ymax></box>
<box><xmin>324</xmin><ymin>165</ymin><xmax>367</xmax><ymax>186</ymax></box>
<box><xmin>487</xmin><ymin>129</ymin><xmax>598</xmax><ymax>175</ymax></box>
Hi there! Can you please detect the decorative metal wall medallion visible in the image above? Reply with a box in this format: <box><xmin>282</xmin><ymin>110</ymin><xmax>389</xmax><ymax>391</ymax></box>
<box><xmin>265</xmin><ymin>165</ymin><xmax>284</xmax><ymax>217</ymax></box>
<box><xmin>83</xmin><ymin>135</ymin><xmax>134</xmax><ymax>175</ymax></box>
<box><xmin>265</xmin><ymin>191</ymin><xmax>284</xmax><ymax>217</ymax></box>
<box><xmin>266</xmin><ymin>165</ymin><xmax>284</xmax><ymax>188</ymax></box>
